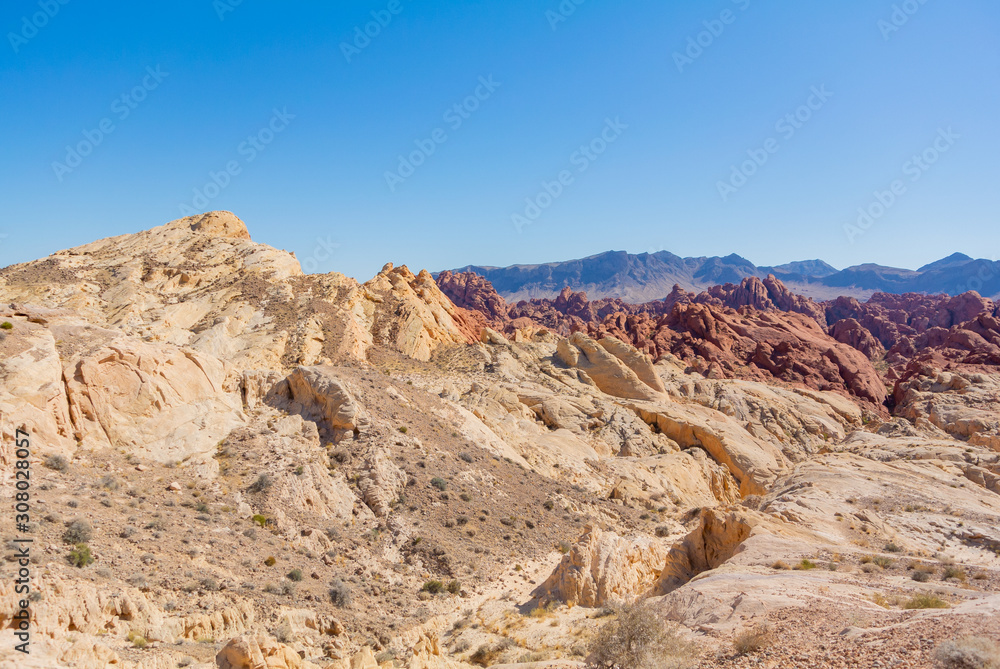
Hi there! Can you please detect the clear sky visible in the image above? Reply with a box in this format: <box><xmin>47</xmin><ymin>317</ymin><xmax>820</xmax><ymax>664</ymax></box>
<box><xmin>1</xmin><ymin>0</ymin><xmax>998</xmax><ymax>280</ymax></box>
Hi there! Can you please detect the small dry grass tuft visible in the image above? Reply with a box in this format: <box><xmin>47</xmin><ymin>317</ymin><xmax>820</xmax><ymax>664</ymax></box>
<box><xmin>934</xmin><ymin>636</ymin><xmax>1000</xmax><ymax>669</ymax></box>
<box><xmin>903</xmin><ymin>594</ymin><xmax>949</xmax><ymax>610</ymax></box>
<box><xmin>733</xmin><ymin>625</ymin><xmax>773</xmax><ymax>655</ymax></box>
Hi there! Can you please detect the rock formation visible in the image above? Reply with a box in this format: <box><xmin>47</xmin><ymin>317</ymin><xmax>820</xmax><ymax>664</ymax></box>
<box><xmin>2</xmin><ymin>213</ymin><xmax>999</xmax><ymax>669</ymax></box>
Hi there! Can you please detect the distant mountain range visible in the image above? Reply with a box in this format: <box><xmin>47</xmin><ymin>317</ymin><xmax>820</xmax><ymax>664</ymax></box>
<box><xmin>447</xmin><ymin>251</ymin><xmax>1000</xmax><ymax>303</ymax></box>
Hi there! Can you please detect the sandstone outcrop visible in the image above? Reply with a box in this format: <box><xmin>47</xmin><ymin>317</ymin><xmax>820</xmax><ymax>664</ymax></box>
<box><xmin>536</xmin><ymin>525</ymin><xmax>669</xmax><ymax>607</ymax></box>
<box><xmin>270</xmin><ymin>366</ymin><xmax>370</xmax><ymax>440</ymax></box>
<box><xmin>555</xmin><ymin>333</ymin><xmax>664</xmax><ymax>401</ymax></box>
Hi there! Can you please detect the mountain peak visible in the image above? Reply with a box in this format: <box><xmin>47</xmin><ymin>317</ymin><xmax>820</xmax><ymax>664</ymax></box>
<box><xmin>918</xmin><ymin>253</ymin><xmax>974</xmax><ymax>273</ymax></box>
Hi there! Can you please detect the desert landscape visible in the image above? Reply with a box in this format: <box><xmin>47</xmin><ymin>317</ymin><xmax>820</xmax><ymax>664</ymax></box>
<box><xmin>1</xmin><ymin>211</ymin><xmax>998</xmax><ymax>668</ymax></box>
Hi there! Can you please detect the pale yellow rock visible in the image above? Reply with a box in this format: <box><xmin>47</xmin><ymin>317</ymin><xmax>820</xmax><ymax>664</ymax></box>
<box><xmin>537</xmin><ymin>525</ymin><xmax>669</xmax><ymax>607</ymax></box>
<box><xmin>64</xmin><ymin>338</ymin><xmax>244</xmax><ymax>462</ymax></box>
<box><xmin>556</xmin><ymin>333</ymin><xmax>664</xmax><ymax>401</ymax></box>
<box><xmin>216</xmin><ymin>634</ymin><xmax>321</xmax><ymax>669</ymax></box>
<box><xmin>272</xmin><ymin>366</ymin><xmax>370</xmax><ymax>439</ymax></box>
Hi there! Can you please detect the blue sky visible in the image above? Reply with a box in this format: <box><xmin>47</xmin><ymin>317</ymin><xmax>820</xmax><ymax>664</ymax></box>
<box><xmin>1</xmin><ymin>0</ymin><xmax>997</xmax><ymax>280</ymax></box>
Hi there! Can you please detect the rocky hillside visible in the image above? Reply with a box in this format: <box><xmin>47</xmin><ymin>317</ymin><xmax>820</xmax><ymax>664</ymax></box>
<box><xmin>1</xmin><ymin>213</ymin><xmax>999</xmax><ymax>669</ymax></box>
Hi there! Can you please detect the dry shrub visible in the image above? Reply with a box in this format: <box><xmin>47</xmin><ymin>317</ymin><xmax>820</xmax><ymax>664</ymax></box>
<box><xmin>733</xmin><ymin>625</ymin><xmax>773</xmax><ymax>655</ymax></box>
<box><xmin>470</xmin><ymin>638</ymin><xmax>515</xmax><ymax>667</ymax></box>
<box><xmin>903</xmin><ymin>594</ymin><xmax>949</xmax><ymax>610</ymax></box>
<box><xmin>934</xmin><ymin>636</ymin><xmax>1000</xmax><ymax>669</ymax></box>
<box><xmin>587</xmin><ymin>601</ymin><xmax>699</xmax><ymax>669</ymax></box>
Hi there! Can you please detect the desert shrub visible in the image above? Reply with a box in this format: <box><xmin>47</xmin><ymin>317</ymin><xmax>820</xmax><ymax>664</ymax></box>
<box><xmin>200</xmin><ymin>577</ymin><xmax>219</xmax><ymax>591</ymax></box>
<box><xmin>195</xmin><ymin>502</ymin><xmax>210</xmax><ymax>514</ymax></box>
<box><xmin>470</xmin><ymin>639</ymin><xmax>515</xmax><ymax>667</ymax></box>
<box><xmin>588</xmin><ymin>601</ymin><xmax>700</xmax><ymax>669</ymax></box>
<box><xmin>460</xmin><ymin>492</ymin><xmax>472</xmax><ymax>502</ymax></box>
<box><xmin>63</xmin><ymin>519</ymin><xmax>92</xmax><ymax>544</ymax></box>
<box><xmin>884</xmin><ymin>542</ymin><xmax>903</xmax><ymax>553</ymax></box>
<box><xmin>98</xmin><ymin>475</ymin><xmax>119</xmax><ymax>490</ymax></box>
<box><xmin>287</xmin><ymin>568</ymin><xmax>303</xmax><ymax>582</ymax></box>
<box><xmin>331</xmin><ymin>449</ymin><xmax>350</xmax><ymax>464</ymax></box>
<box><xmin>872</xmin><ymin>556</ymin><xmax>894</xmax><ymax>569</ymax></box>
<box><xmin>248</xmin><ymin>474</ymin><xmax>272</xmax><ymax>493</ymax></box>
<box><xmin>733</xmin><ymin>625</ymin><xmax>773</xmax><ymax>655</ymax></box>
<box><xmin>430</xmin><ymin>477</ymin><xmax>447</xmax><ymax>491</ymax></box>
<box><xmin>771</xmin><ymin>561</ymin><xmax>790</xmax><ymax>570</ymax></box>
<box><xmin>0</xmin><ymin>322</ymin><xmax>12</xmax><ymax>330</ymax></box>
<box><xmin>264</xmin><ymin>556</ymin><xmax>276</xmax><ymax>566</ymax></box>
<box><xmin>655</xmin><ymin>526</ymin><xmax>673</xmax><ymax>538</ymax></box>
<box><xmin>280</xmin><ymin>582</ymin><xmax>295</xmax><ymax>596</ymax></box>
<box><xmin>795</xmin><ymin>559</ymin><xmax>817</xmax><ymax>570</ymax></box>
<box><xmin>329</xmin><ymin>579</ymin><xmax>352</xmax><ymax>607</ymax></box>
<box><xmin>128</xmin><ymin>574</ymin><xmax>149</xmax><ymax>589</ymax></box>
<box><xmin>459</xmin><ymin>452</ymin><xmax>473</xmax><ymax>463</ymax></box>
<box><xmin>252</xmin><ymin>514</ymin><xmax>267</xmax><ymax>527</ymax></box>
<box><xmin>903</xmin><ymin>594</ymin><xmax>949</xmax><ymax>610</ymax></box>
<box><xmin>543</xmin><ymin>499</ymin><xmax>555</xmax><ymax>511</ymax></box>
<box><xmin>120</xmin><ymin>526</ymin><xmax>137</xmax><ymax>539</ymax></box>
<box><xmin>943</xmin><ymin>566</ymin><xmax>967</xmax><ymax>581</ymax></box>
<box><xmin>558</xmin><ymin>540</ymin><xmax>572</xmax><ymax>555</ymax></box>
<box><xmin>127</xmin><ymin>631</ymin><xmax>148</xmax><ymax>649</ymax></box>
<box><xmin>422</xmin><ymin>580</ymin><xmax>444</xmax><ymax>594</ymax></box>
<box><xmin>398</xmin><ymin>426</ymin><xmax>408</xmax><ymax>434</ymax></box>
<box><xmin>44</xmin><ymin>454</ymin><xmax>69</xmax><ymax>471</ymax></box>
<box><xmin>69</xmin><ymin>544</ymin><xmax>93</xmax><ymax>568</ymax></box>
<box><xmin>446</xmin><ymin>580</ymin><xmax>462</xmax><ymax>594</ymax></box>
<box><xmin>912</xmin><ymin>570</ymin><xmax>931</xmax><ymax>582</ymax></box>
<box><xmin>934</xmin><ymin>636</ymin><xmax>1000</xmax><ymax>669</ymax></box>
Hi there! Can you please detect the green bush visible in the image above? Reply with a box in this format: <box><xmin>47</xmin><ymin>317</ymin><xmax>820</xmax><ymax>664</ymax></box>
<box><xmin>287</xmin><ymin>568</ymin><xmax>303</xmax><ymax>582</ymax></box>
<box><xmin>422</xmin><ymin>580</ymin><xmax>444</xmax><ymax>594</ymax></box>
<box><xmin>430</xmin><ymin>477</ymin><xmax>447</xmax><ymax>491</ymax></box>
<box><xmin>0</xmin><ymin>322</ymin><xmax>13</xmax><ymax>330</ymax></box>
<box><xmin>446</xmin><ymin>580</ymin><xmax>461</xmax><ymax>594</ymax></box>
<box><xmin>252</xmin><ymin>514</ymin><xmax>268</xmax><ymax>527</ymax></box>
<box><xmin>69</xmin><ymin>544</ymin><xmax>93</xmax><ymax>568</ymax></box>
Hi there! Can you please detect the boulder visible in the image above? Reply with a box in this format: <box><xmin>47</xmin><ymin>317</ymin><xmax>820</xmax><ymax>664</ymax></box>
<box><xmin>535</xmin><ymin>525</ymin><xmax>669</xmax><ymax>607</ymax></box>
